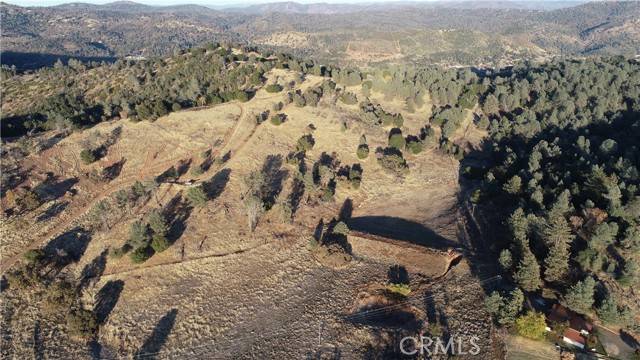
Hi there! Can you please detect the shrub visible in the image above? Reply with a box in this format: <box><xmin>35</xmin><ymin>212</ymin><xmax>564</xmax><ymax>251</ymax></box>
<box><xmin>303</xmin><ymin>88</ymin><xmax>322</xmax><ymax>106</ymax></box>
<box><xmin>128</xmin><ymin>221</ymin><xmax>150</xmax><ymax>249</ymax></box>
<box><xmin>80</xmin><ymin>149</ymin><xmax>96</xmax><ymax>164</ymax></box>
<box><xmin>321</xmin><ymin>186</ymin><xmax>335</xmax><ymax>202</ymax></box>
<box><xmin>339</xmin><ymin>92</ymin><xmax>358</xmax><ymax>105</ymax></box>
<box><xmin>186</xmin><ymin>185</ymin><xmax>208</xmax><ymax>207</ymax></box>
<box><xmin>16</xmin><ymin>189</ymin><xmax>41</xmax><ymax>211</ymax></box>
<box><xmin>272</xmin><ymin>101</ymin><xmax>283</xmax><ymax>111</ymax></box>
<box><xmin>66</xmin><ymin>309</ymin><xmax>98</xmax><ymax>339</ymax></box>
<box><xmin>293</xmin><ymin>93</ymin><xmax>306</xmax><ymax>107</ymax></box>
<box><xmin>44</xmin><ymin>281</ymin><xmax>76</xmax><ymax>313</ymax></box>
<box><xmin>388</xmin><ymin>132</ymin><xmax>406</xmax><ymax>150</ymax></box>
<box><xmin>515</xmin><ymin>312</ymin><xmax>547</xmax><ymax>340</ymax></box>
<box><xmin>151</xmin><ymin>234</ymin><xmax>170</xmax><ymax>253</ymax></box>
<box><xmin>357</xmin><ymin>144</ymin><xmax>369</xmax><ymax>159</ymax></box>
<box><xmin>470</xmin><ymin>189</ymin><xmax>483</xmax><ymax>204</ymax></box>
<box><xmin>286</xmin><ymin>151</ymin><xmax>304</xmax><ymax>166</ymax></box>
<box><xmin>296</xmin><ymin>134</ymin><xmax>315</xmax><ymax>152</ymax></box>
<box><xmin>243</xmin><ymin>194</ymin><xmax>265</xmax><ymax>232</ymax></box>
<box><xmin>348</xmin><ymin>165</ymin><xmax>363</xmax><ymax>189</ymax></box>
<box><xmin>270</xmin><ymin>113</ymin><xmax>287</xmax><ymax>126</ymax></box>
<box><xmin>388</xmin><ymin>113</ymin><xmax>404</xmax><ymax>127</ymax></box>
<box><xmin>265</xmin><ymin>84</ymin><xmax>283</xmax><ymax>93</ymax></box>
<box><xmin>307</xmin><ymin>237</ymin><xmax>319</xmax><ymax>250</ymax></box>
<box><xmin>275</xmin><ymin>202</ymin><xmax>293</xmax><ymax>223</ymax></box>
<box><xmin>190</xmin><ymin>165</ymin><xmax>203</xmax><ymax>176</ymax></box>
<box><xmin>406</xmin><ymin>139</ymin><xmax>423</xmax><ymax>154</ymax></box>
<box><xmin>255</xmin><ymin>111</ymin><xmax>269</xmax><ymax>124</ymax></box>
<box><xmin>5</xmin><ymin>267</ymin><xmax>43</xmax><ymax>290</ymax></box>
<box><xmin>234</xmin><ymin>90</ymin><xmax>251</xmax><ymax>102</ymax></box>
<box><xmin>387</xmin><ymin>283</ymin><xmax>411</xmax><ymax>296</ymax></box>
<box><xmin>207</xmin><ymin>94</ymin><xmax>223</xmax><ymax>105</ymax></box>
<box><xmin>378</xmin><ymin>148</ymin><xmax>408</xmax><ymax>175</ymax></box>
<box><xmin>332</xmin><ymin>221</ymin><xmax>350</xmax><ymax>236</ymax></box>
<box><xmin>129</xmin><ymin>246</ymin><xmax>152</xmax><ymax>263</ymax></box>
<box><xmin>23</xmin><ymin>249</ymin><xmax>45</xmax><ymax>264</ymax></box>
<box><xmin>109</xmin><ymin>244</ymin><xmax>130</xmax><ymax>259</ymax></box>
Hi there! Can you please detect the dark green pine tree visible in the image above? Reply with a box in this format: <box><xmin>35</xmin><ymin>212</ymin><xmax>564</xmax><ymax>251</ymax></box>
<box><xmin>542</xmin><ymin>215</ymin><xmax>574</xmax><ymax>283</ymax></box>
<box><xmin>544</xmin><ymin>240</ymin><xmax>570</xmax><ymax>283</ymax></box>
<box><xmin>515</xmin><ymin>240</ymin><xmax>542</xmax><ymax>292</ymax></box>
<box><xmin>563</xmin><ymin>277</ymin><xmax>596</xmax><ymax>315</ymax></box>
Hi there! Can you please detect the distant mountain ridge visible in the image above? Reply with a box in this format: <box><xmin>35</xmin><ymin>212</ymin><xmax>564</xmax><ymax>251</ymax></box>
<box><xmin>53</xmin><ymin>1</ymin><xmax>222</xmax><ymax>14</ymax></box>
<box><xmin>1</xmin><ymin>1</ymin><xmax>638</xmax><ymax>69</ymax></box>
<box><xmin>229</xmin><ymin>0</ymin><xmax>588</xmax><ymax>13</ymax></box>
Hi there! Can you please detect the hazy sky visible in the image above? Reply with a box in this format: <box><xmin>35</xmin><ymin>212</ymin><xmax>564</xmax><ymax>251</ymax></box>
<box><xmin>5</xmin><ymin>0</ymin><xmax>439</xmax><ymax>7</ymax></box>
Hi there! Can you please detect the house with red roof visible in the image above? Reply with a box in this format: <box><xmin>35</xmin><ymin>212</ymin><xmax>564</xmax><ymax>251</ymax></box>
<box><xmin>545</xmin><ymin>304</ymin><xmax>594</xmax><ymax>350</ymax></box>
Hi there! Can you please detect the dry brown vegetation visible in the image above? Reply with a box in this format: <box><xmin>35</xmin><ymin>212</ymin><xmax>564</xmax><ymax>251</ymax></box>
<box><xmin>1</xmin><ymin>67</ymin><xmax>496</xmax><ymax>358</ymax></box>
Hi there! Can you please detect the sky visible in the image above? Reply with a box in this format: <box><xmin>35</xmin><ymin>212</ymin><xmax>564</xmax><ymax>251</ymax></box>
<box><xmin>5</xmin><ymin>0</ymin><xmax>431</xmax><ymax>7</ymax></box>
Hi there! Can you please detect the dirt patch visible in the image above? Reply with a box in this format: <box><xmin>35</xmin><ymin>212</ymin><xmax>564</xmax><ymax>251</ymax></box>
<box><xmin>349</xmin><ymin>285</ymin><xmax>425</xmax><ymax>331</ymax></box>
<box><xmin>349</xmin><ymin>234</ymin><xmax>451</xmax><ymax>278</ymax></box>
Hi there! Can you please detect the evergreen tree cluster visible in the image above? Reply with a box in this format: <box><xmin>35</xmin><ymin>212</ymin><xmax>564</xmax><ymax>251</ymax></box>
<box><xmin>469</xmin><ymin>57</ymin><xmax>639</xmax><ymax>328</ymax></box>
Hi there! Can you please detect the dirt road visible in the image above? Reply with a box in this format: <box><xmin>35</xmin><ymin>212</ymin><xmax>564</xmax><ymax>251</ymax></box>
<box><xmin>0</xmin><ymin>102</ymin><xmax>247</xmax><ymax>274</ymax></box>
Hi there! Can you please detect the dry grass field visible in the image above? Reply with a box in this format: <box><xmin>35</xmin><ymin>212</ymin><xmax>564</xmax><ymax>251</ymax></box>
<box><xmin>1</xmin><ymin>68</ymin><xmax>497</xmax><ymax>358</ymax></box>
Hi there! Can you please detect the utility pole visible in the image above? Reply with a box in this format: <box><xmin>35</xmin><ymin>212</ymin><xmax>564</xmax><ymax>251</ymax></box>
<box><xmin>318</xmin><ymin>320</ymin><xmax>324</xmax><ymax>346</ymax></box>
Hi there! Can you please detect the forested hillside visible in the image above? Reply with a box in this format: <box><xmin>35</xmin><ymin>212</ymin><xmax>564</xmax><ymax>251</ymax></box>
<box><xmin>471</xmin><ymin>58</ymin><xmax>640</xmax><ymax>332</ymax></box>
<box><xmin>1</xmin><ymin>45</ymin><xmax>275</xmax><ymax>136</ymax></box>
<box><xmin>1</xmin><ymin>1</ymin><xmax>639</xmax><ymax>69</ymax></box>
<box><xmin>1</xmin><ymin>31</ymin><xmax>639</xmax><ymax>357</ymax></box>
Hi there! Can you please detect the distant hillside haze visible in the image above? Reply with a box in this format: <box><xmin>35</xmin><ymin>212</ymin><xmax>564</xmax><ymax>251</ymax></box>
<box><xmin>1</xmin><ymin>1</ymin><xmax>638</xmax><ymax>69</ymax></box>
<box><xmin>228</xmin><ymin>1</ymin><xmax>589</xmax><ymax>13</ymax></box>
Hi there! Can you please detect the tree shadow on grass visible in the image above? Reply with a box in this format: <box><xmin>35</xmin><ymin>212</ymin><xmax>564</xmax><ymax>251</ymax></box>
<box><xmin>288</xmin><ymin>178</ymin><xmax>305</xmax><ymax>218</ymax></box>
<box><xmin>167</xmin><ymin>199</ymin><xmax>193</xmax><ymax>244</ymax></box>
<box><xmin>37</xmin><ymin>131</ymin><xmax>69</xmax><ymax>152</ymax></box>
<box><xmin>387</xmin><ymin>265</ymin><xmax>409</xmax><ymax>285</ymax></box>
<box><xmin>34</xmin><ymin>320</ymin><xmax>44</xmax><ymax>360</ymax></box>
<box><xmin>162</xmin><ymin>193</ymin><xmax>183</xmax><ymax>221</ymax></box>
<box><xmin>338</xmin><ymin>198</ymin><xmax>353</xmax><ymax>221</ymax></box>
<box><xmin>620</xmin><ymin>330</ymin><xmax>640</xmax><ymax>350</ymax></box>
<box><xmin>423</xmin><ymin>289</ymin><xmax>437</xmax><ymax>323</ymax></box>
<box><xmin>260</xmin><ymin>154</ymin><xmax>288</xmax><ymax>210</ymax></box>
<box><xmin>346</xmin><ymin>216</ymin><xmax>457</xmax><ymax>250</ymax></box>
<box><xmin>203</xmin><ymin>168</ymin><xmax>231</xmax><ymax>200</ymax></box>
<box><xmin>176</xmin><ymin>159</ymin><xmax>192</xmax><ymax>177</ymax></box>
<box><xmin>36</xmin><ymin>201</ymin><xmax>68</xmax><ymax>222</ymax></box>
<box><xmin>349</xmin><ymin>306</ymin><xmax>422</xmax><ymax>332</ymax></box>
<box><xmin>43</xmin><ymin>227</ymin><xmax>92</xmax><ymax>268</ymax></box>
<box><xmin>34</xmin><ymin>176</ymin><xmax>78</xmax><ymax>202</ymax></box>
<box><xmin>80</xmin><ymin>252</ymin><xmax>108</xmax><ymax>282</ymax></box>
<box><xmin>94</xmin><ymin>280</ymin><xmax>125</xmax><ymax>324</ymax></box>
<box><xmin>221</xmin><ymin>151</ymin><xmax>231</xmax><ymax>163</ymax></box>
<box><xmin>102</xmin><ymin>158</ymin><xmax>126</xmax><ymax>181</ymax></box>
<box><xmin>199</xmin><ymin>155</ymin><xmax>214</xmax><ymax>172</ymax></box>
<box><xmin>133</xmin><ymin>309</ymin><xmax>178</xmax><ymax>359</ymax></box>
<box><xmin>79</xmin><ymin>249</ymin><xmax>108</xmax><ymax>289</ymax></box>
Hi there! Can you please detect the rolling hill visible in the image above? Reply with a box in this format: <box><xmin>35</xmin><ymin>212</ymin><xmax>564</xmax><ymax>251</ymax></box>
<box><xmin>1</xmin><ymin>1</ymin><xmax>639</xmax><ymax>69</ymax></box>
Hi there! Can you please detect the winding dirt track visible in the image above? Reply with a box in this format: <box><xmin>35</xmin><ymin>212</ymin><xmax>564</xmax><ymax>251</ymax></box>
<box><xmin>0</xmin><ymin>102</ymin><xmax>247</xmax><ymax>274</ymax></box>
<box><xmin>1</xmin><ymin>86</ymin><xmax>307</xmax><ymax>273</ymax></box>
